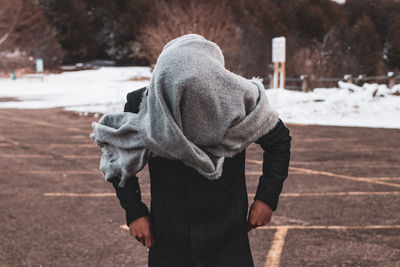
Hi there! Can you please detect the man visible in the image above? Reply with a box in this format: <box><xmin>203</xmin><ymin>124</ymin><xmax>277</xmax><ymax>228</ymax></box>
<box><xmin>91</xmin><ymin>34</ymin><xmax>291</xmax><ymax>267</ymax></box>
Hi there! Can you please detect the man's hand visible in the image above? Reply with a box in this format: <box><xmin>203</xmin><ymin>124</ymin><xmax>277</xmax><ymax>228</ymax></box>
<box><xmin>247</xmin><ymin>200</ymin><xmax>273</xmax><ymax>232</ymax></box>
<box><xmin>128</xmin><ymin>216</ymin><xmax>155</xmax><ymax>248</ymax></box>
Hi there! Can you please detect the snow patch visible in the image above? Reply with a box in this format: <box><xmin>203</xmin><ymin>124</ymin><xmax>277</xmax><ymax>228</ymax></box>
<box><xmin>0</xmin><ymin>67</ymin><xmax>151</xmax><ymax>114</ymax></box>
<box><xmin>0</xmin><ymin>67</ymin><xmax>399</xmax><ymax>129</ymax></box>
<box><xmin>266</xmin><ymin>82</ymin><xmax>400</xmax><ymax>129</ymax></box>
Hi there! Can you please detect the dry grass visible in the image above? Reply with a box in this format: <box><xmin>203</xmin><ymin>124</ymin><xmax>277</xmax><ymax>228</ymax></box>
<box><xmin>138</xmin><ymin>0</ymin><xmax>241</xmax><ymax>66</ymax></box>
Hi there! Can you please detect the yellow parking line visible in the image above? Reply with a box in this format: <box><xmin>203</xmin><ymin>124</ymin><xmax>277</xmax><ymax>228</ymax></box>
<box><xmin>0</xmin><ymin>154</ymin><xmax>53</xmax><ymax>158</ymax></box>
<box><xmin>246</xmin><ymin>171</ymin><xmax>262</xmax><ymax>175</ymax></box>
<box><xmin>0</xmin><ymin>143</ymin><xmax>18</xmax><ymax>147</ymax></box>
<box><xmin>279</xmin><ymin>191</ymin><xmax>400</xmax><ymax>197</ymax></box>
<box><xmin>299</xmin><ymin>138</ymin><xmax>357</xmax><ymax>142</ymax></box>
<box><xmin>43</xmin><ymin>192</ymin><xmax>115</xmax><ymax>197</ymax></box>
<box><xmin>246</xmin><ymin>171</ymin><xmax>303</xmax><ymax>176</ymax></box>
<box><xmin>120</xmin><ymin>224</ymin><xmax>400</xmax><ymax>231</ymax></box>
<box><xmin>290</xmin><ymin>161</ymin><xmax>400</xmax><ymax>167</ymax></box>
<box><xmin>264</xmin><ymin>227</ymin><xmax>288</xmax><ymax>267</ymax></box>
<box><xmin>0</xmin><ymin>143</ymin><xmax>94</xmax><ymax>148</ymax></box>
<box><xmin>19</xmin><ymin>170</ymin><xmax>99</xmax><ymax>175</ymax></box>
<box><xmin>248</xmin><ymin>159</ymin><xmax>400</xmax><ymax>169</ymax></box>
<box><xmin>0</xmin><ymin>154</ymin><xmax>99</xmax><ymax>159</ymax></box>
<box><xmin>0</xmin><ymin>114</ymin><xmax>83</xmax><ymax>132</ymax></box>
<box><xmin>0</xmin><ymin>135</ymin><xmax>20</xmax><ymax>145</ymax></box>
<box><xmin>44</xmin><ymin>191</ymin><xmax>400</xmax><ymax>198</ymax></box>
<box><xmin>48</xmin><ymin>144</ymin><xmax>94</xmax><ymax>148</ymax></box>
<box><xmin>258</xmin><ymin>225</ymin><xmax>400</xmax><ymax>230</ymax></box>
<box><xmin>291</xmin><ymin>166</ymin><xmax>400</xmax><ymax>189</ymax></box>
<box><xmin>3</xmin><ymin>169</ymin><xmax>149</xmax><ymax>176</ymax></box>
<box><xmin>63</xmin><ymin>155</ymin><xmax>99</xmax><ymax>159</ymax></box>
<box><xmin>292</xmin><ymin>148</ymin><xmax>400</xmax><ymax>152</ymax></box>
<box><xmin>42</xmin><ymin>192</ymin><xmax>150</xmax><ymax>197</ymax></box>
<box><xmin>246</xmin><ymin>160</ymin><xmax>400</xmax><ymax>189</ymax></box>
<box><xmin>373</xmin><ymin>177</ymin><xmax>400</xmax><ymax>181</ymax></box>
<box><xmin>246</xmin><ymin>159</ymin><xmax>264</xmax><ymax>165</ymax></box>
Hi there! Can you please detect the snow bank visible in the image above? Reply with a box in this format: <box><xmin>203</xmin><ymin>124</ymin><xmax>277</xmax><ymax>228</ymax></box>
<box><xmin>0</xmin><ymin>67</ymin><xmax>399</xmax><ymax>129</ymax></box>
<box><xmin>267</xmin><ymin>82</ymin><xmax>400</xmax><ymax>129</ymax></box>
<box><xmin>0</xmin><ymin>67</ymin><xmax>151</xmax><ymax>114</ymax></box>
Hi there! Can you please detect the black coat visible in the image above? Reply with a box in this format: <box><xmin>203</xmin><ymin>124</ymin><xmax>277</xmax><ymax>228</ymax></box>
<box><xmin>112</xmin><ymin>87</ymin><xmax>291</xmax><ymax>267</ymax></box>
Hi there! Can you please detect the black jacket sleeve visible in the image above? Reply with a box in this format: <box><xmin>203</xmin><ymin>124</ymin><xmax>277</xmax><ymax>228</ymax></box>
<box><xmin>111</xmin><ymin>176</ymin><xmax>150</xmax><ymax>226</ymax></box>
<box><xmin>112</xmin><ymin>87</ymin><xmax>149</xmax><ymax>226</ymax></box>
<box><xmin>254</xmin><ymin>119</ymin><xmax>291</xmax><ymax>211</ymax></box>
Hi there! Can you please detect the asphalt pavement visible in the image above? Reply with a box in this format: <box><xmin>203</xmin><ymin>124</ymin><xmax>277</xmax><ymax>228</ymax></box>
<box><xmin>0</xmin><ymin>108</ymin><xmax>399</xmax><ymax>267</ymax></box>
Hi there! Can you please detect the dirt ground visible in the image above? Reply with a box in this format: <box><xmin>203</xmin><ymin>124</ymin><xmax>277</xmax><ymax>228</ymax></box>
<box><xmin>0</xmin><ymin>108</ymin><xmax>399</xmax><ymax>267</ymax></box>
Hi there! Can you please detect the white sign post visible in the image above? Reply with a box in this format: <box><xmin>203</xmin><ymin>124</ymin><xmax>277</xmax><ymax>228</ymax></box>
<box><xmin>272</xmin><ymin>37</ymin><xmax>286</xmax><ymax>89</ymax></box>
<box><xmin>36</xmin><ymin>58</ymin><xmax>44</xmax><ymax>73</ymax></box>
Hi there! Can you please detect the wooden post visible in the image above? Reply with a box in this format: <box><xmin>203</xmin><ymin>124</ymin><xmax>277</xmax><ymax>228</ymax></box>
<box><xmin>273</xmin><ymin>62</ymin><xmax>279</xmax><ymax>88</ymax></box>
<box><xmin>356</xmin><ymin>74</ymin><xmax>365</xmax><ymax>86</ymax></box>
<box><xmin>388</xmin><ymin>72</ymin><xmax>396</xmax><ymax>89</ymax></box>
<box><xmin>301</xmin><ymin>75</ymin><xmax>310</xmax><ymax>92</ymax></box>
<box><xmin>268</xmin><ymin>74</ymin><xmax>274</xmax><ymax>89</ymax></box>
<box><xmin>272</xmin><ymin>37</ymin><xmax>286</xmax><ymax>89</ymax></box>
<box><xmin>280</xmin><ymin>62</ymin><xmax>286</xmax><ymax>89</ymax></box>
<box><xmin>344</xmin><ymin>74</ymin><xmax>353</xmax><ymax>84</ymax></box>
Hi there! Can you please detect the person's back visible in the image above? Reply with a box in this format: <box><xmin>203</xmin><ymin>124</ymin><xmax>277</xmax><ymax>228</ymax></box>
<box><xmin>92</xmin><ymin>34</ymin><xmax>292</xmax><ymax>267</ymax></box>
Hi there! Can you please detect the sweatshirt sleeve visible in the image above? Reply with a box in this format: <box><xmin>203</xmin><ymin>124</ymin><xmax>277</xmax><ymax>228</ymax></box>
<box><xmin>253</xmin><ymin>119</ymin><xmax>292</xmax><ymax>211</ymax></box>
<box><xmin>113</xmin><ymin>87</ymin><xmax>149</xmax><ymax>226</ymax></box>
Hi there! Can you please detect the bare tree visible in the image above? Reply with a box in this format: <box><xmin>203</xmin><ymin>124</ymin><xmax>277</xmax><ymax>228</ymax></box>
<box><xmin>0</xmin><ymin>0</ymin><xmax>19</xmax><ymax>46</ymax></box>
<box><xmin>0</xmin><ymin>0</ymin><xmax>40</xmax><ymax>47</ymax></box>
<box><xmin>138</xmin><ymin>0</ymin><xmax>240</xmax><ymax>70</ymax></box>
<box><xmin>0</xmin><ymin>0</ymin><xmax>62</xmax><ymax>70</ymax></box>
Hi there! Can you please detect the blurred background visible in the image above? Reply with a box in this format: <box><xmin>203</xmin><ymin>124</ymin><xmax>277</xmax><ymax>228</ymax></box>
<box><xmin>1</xmin><ymin>0</ymin><xmax>400</xmax><ymax>82</ymax></box>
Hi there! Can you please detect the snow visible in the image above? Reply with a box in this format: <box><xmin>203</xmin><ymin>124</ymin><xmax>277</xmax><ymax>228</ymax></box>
<box><xmin>331</xmin><ymin>0</ymin><xmax>345</xmax><ymax>4</ymax></box>
<box><xmin>266</xmin><ymin>82</ymin><xmax>400</xmax><ymax>129</ymax></box>
<box><xmin>0</xmin><ymin>67</ymin><xmax>151</xmax><ymax>114</ymax></box>
<box><xmin>0</xmin><ymin>67</ymin><xmax>399</xmax><ymax>129</ymax></box>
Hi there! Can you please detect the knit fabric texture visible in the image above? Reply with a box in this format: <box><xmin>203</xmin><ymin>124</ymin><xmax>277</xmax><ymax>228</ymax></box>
<box><xmin>90</xmin><ymin>34</ymin><xmax>279</xmax><ymax>187</ymax></box>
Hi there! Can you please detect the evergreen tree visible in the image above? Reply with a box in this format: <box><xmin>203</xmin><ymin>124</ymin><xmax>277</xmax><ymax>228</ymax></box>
<box><xmin>386</xmin><ymin>14</ymin><xmax>400</xmax><ymax>70</ymax></box>
<box><xmin>349</xmin><ymin>15</ymin><xmax>384</xmax><ymax>75</ymax></box>
<box><xmin>39</xmin><ymin>0</ymin><xmax>95</xmax><ymax>63</ymax></box>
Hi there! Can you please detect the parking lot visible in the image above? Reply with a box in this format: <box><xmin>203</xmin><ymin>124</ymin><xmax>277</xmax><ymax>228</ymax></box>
<box><xmin>0</xmin><ymin>108</ymin><xmax>399</xmax><ymax>267</ymax></box>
